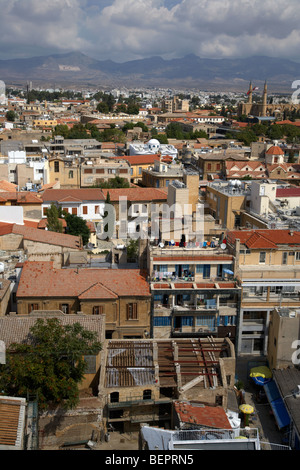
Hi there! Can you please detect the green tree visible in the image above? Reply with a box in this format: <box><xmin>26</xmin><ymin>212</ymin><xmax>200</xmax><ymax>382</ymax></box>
<box><xmin>6</xmin><ymin>110</ymin><xmax>17</xmax><ymax>122</ymax></box>
<box><xmin>0</xmin><ymin>318</ymin><xmax>102</xmax><ymax>410</ymax></box>
<box><xmin>53</xmin><ymin>124</ymin><xmax>70</xmax><ymax>138</ymax></box>
<box><xmin>156</xmin><ymin>133</ymin><xmax>169</xmax><ymax>144</ymax></box>
<box><xmin>64</xmin><ymin>212</ymin><xmax>90</xmax><ymax>245</ymax></box>
<box><xmin>126</xmin><ymin>239</ymin><xmax>139</xmax><ymax>261</ymax></box>
<box><xmin>46</xmin><ymin>204</ymin><xmax>63</xmax><ymax>233</ymax></box>
<box><xmin>92</xmin><ymin>176</ymin><xmax>130</xmax><ymax>189</ymax></box>
<box><xmin>97</xmin><ymin>101</ymin><xmax>109</xmax><ymax>114</ymax></box>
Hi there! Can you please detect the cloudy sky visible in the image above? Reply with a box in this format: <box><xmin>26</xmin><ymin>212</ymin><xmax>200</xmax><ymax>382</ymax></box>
<box><xmin>1</xmin><ymin>0</ymin><xmax>300</xmax><ymax>63</ymax></box>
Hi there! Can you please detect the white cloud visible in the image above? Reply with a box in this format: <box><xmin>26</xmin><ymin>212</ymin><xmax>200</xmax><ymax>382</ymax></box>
<box><xmin>0</xmin><ymin>0</ymin><xmax>300</xmax><ymax>62</ymax></box>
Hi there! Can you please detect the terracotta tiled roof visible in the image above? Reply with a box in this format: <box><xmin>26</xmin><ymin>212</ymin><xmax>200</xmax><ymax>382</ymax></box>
<box><xmin>118</xmin><ymin>154</ymin><xmax>161</xmax><ymax>165</ymax></box>
<box><xmin>0</xmin><ymin>223</ymin><xmax>81</xmax><ymax>249</ymax></box>
<box><xmin>266</xmin><ymin>145</ymin><xmax>284</xmax><ymax>155</ymax></box>
<box><xmin>228</xmin><ymin>229</ymin><xmax>300</xmax><ymax>248</ymax></box>
<box><xmin>226</xmin><ymin>161</ymin><xmax>266</xmax><ymax>171</ymax></box>
<box><xmin>101</xmin><ymin>187</ymin><xmax>167</xmax><ymax>202</ymax></box>
<box><xmin>0</xmin><ymin>312</ymin><xmax>105</xmax><ymax>348</ymax></box>
<box><xmin>37</xmin><ymin>218</ymin><xmax>67</xmax><ymax>229</ymax></box>
<box><xmin>17</xmin><ymin>261</ymin><xmax>151</xmax><ymax>298</ymax></box>
<box><xmin>78</xmin><ymin>282</ymin><xmax>118</xmax><ymax>299</ymax></box>
<box><xmin>0</xmin><ymin>191</ymin><xmax>42</xmax><ymax>204</ymax></box>
<box><xmin>42</xmin><ymin>188</ymin><xmax>105</xmax><ymax>202</ymax></box>
<box><xmin>0</xmin><ymin>180</ymin><xmax>17</xmax><ymax>192</ymax></box>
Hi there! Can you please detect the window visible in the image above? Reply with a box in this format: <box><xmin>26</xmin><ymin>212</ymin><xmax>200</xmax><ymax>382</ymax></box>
<box><xmin>282</xmin><ymin>252</ymin><xmax>288</xmax><ymax>265</ymax></box>
<box><xmin>68</xmin><ymin>170</ymin><xmax>73</xmax><ymax>179</ymax></box>
<box><xmin>95</xmin><ymin>205</ymin><xmax>99</xmax><ymax>214</ymax></box>
<box><xmin>83</xmin><ymin>355</ymin><xmax>97</xmax><ymax>374</ymax></box>
<box><xmin>143</xmin><ymin>390</ymin><xmax>152</xmax><ymax>400</ymax></box>
<box><xmin>110</xmin><ymin>392</ymin><xmax>119</xmax><ymax>403</ymax></box>
<box><xmin>259</xmin><ymin>252</ymin><xmax>266</xmax><ymax>264</ymax></box>
<box><xmin>59</xmin><ymin>303</ymin><xmax>70</xmax><ymax>314</ymax></box>
<box><xmin>126</xmin><ymin>303</ymin><xmax>138</xmax><ymax>320</ymax></box>
<box><xmin>139</xmin><ymin>167</ymin><xmax>142</xmax><ymax>175</ymax></box>
<box><xmin>296</xmin><ymin>252</ymin><xmax>300</xmax><ymax>261</ymax></box>
<box><xmin>93</xmin><ymin>306</ymin><xmax>104</xmax><ymax>315</ymax></box>
<box><xmin>72</xmin><ymin>207</ymin><xmax>77</xmax><ymax>215</ymax></box>
<box><xmin>28</xmin><ymin>303</ymin><xmax>39</xmax><ymax>313</ymax></box>
<box><xmin>82</xmin><ymin>205</ymin><xmax>88</xmax><ymax>215</ymax></box>
<box><xmin>54</xmin><ymin>161</ymin><xmax>59</xmax><ymax>173</ymax></box>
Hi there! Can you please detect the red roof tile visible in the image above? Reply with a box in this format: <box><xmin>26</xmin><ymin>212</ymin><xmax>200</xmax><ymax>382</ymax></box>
<box><xmin>266</xmin><ymin>145</ymin><xmax>284</xmax><ymax>155</ymax></box>
<box><xmin>17</xmin><ymin>262</ymin><xmax>151</xmax><ymax>298</ymax></box>
<box><xmin>42</xmin><ymin>188</ymin><xmax>105</xmax><ymax>202</ymax></box>
<box><xmin>228</xmin><ymin>229</ymin><xmax>300</xmax><ymax>248</ymax></box>
<box><xmin>175</xmin><ymin>401</ymin><xmax>232</xmax><ymax>429</ymax></box>
<box><xmin>114</xmin><ymin>154</ymin><xmax>161</xmax><ymax>165</ymax></box>
<box><xmin>0</xmin><ymin>222</ymin><xmax>81</xmax><ymax>249</ymax></box>
<box><xmin>101</xmin><ymin>188</ymin><xmax>167</xmax><ymax>202</ymax></box>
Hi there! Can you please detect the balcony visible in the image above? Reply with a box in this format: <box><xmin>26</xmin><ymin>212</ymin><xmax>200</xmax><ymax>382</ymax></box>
<box><xmin>172</xmin><ymin>324</ymin><xmax>217</xmax><ymax>336</ymax></box>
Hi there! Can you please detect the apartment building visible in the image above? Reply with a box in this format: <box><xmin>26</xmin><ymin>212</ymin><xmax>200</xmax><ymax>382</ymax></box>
<box><xmin>80</xmin><ymin>158</ymin><xmax>131</xmax><ymax>187</ymax></box>
<box><xmin>142</xmin><ymin>159</ymin><xmax>184</xmax><ymax>189</ymax></box>
<box><xmin>206</xmin><ymin>181</ymin><xmax>249</xmax><ymax>230</ymax></box>
<box><xmin>226</xmin><ymin>229</ymin><xmax>300</xmax><ymax>356</ymax></box>
<box><xmin>148</xmin><ymin>241</ymin><xmax>240</xmax><ymax>341</ymax></box>
<box><xmin>115</xmin><ymin>154</ymin><xmax>162</xmax><ymax>184</ymax></box>
<box><xmin>268</xmin><ymin>306</ymin><xmax>300</xmax><ymax>370</ymax></box>
<box><xmin>192</xmin><ymin>152</ymin><xmax>249</xmax><ymax>181</ymax></box>
<box><xmin>101</xmin><ymin>187</ymin><xmax>167</xmax><ymax>239</ymax></box>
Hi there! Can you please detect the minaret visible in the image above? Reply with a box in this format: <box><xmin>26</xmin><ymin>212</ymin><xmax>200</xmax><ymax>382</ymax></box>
<box><xmin>262</xmin><ymin>81</ymin><xmax>267</xmax><ymax>116</ymax></box>
<box><xmin>247</xmin><ymin>81</ymin><xmax>253</xmax><ymax>104</ymax></box>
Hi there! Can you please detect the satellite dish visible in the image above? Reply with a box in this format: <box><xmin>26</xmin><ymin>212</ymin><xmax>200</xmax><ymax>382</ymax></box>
<box><xmin>159</xmin><ymin>242</ymin><xmax>164</xmax><ymax>248</ymax></box>
<box><xmin>220</xmin><ymin>243</ymin><xmax>227</xmax><ymax>250</ymax></box>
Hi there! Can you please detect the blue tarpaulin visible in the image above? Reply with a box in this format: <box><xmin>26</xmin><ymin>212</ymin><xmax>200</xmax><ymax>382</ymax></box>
<box><xmin>264</xmin><ymin>380</ymin><xmax>291</xmax><ymax>429</ymax></box>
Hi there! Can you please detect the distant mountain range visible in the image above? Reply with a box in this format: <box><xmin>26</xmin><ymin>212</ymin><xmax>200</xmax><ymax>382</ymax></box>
<box><xmin>0</xmin><ymin>51</ymin><xmax>299</xmax><ymax>92</ymax></box>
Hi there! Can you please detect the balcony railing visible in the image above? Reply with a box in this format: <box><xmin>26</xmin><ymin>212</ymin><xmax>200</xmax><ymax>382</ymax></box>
<box><xmin>172</xmin><ymin>325</ymin><xmax>217</xmax><ymax>335</ymax></box>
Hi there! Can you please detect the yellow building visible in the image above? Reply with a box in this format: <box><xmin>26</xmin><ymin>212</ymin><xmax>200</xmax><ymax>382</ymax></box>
<box><xmin>16</xmin><ymin>261</ymin><xmax>152</xmax><ymax>340</ymax></box>
<box><xmin>32</xmin><ymin>119</ymin><xmax>58</xmax><ymax>128</ymax></box>
<box><xmin>206</xmin><ymin>181</ymin><xmax>248</xmax><ymax>230</ymax></box>
<box><xmin>47</xmin><ymin>155</ymin><xmax>81</xmax><ymax>188</ymax></box>
<box><xmin>119</xmin><ymin>154</ymin><xmax>162</xmax><ymax>184</ymax></box>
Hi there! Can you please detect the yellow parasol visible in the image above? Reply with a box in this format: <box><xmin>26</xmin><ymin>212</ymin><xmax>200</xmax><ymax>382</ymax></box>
<box><xmin>239</xmin><ymin>404</ymin><xmax>254</xmax><ymax>414</ymax></box>
<box><xmin>239</xmin><ymin>404</ymin><xmax>254</xmax><ymax>426</ymax></box>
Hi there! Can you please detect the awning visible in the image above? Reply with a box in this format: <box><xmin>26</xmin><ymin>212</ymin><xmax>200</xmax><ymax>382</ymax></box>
<box><xmin>264</xmin><ymin>380</ymin><xmax>291</xmax><ymax>429</ymax></box>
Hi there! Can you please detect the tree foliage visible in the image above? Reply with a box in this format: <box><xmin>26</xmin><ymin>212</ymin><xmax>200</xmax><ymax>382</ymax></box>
<box><xmin>64</xmin><ymin>212</ymin><xmax>90</xmax><ymax>245</ymax></box>
<box><xmin>46</xmin><ymin>204</ymin><xmax>63</xmax><ymax>233</ymax></box>
<box><xmin>91</xmin><ymin>176</ymin><xmax>130</xmax><ymax>189</ymax></box>
<box><xmin>0</xmin><ymin>318</ymin><xmax>102</xmax><ymax>410</ymax></box>
<box><xmin>165</xmin><ymin>122</ymin><xmax>208</xmax><ymax>140</ymax></box>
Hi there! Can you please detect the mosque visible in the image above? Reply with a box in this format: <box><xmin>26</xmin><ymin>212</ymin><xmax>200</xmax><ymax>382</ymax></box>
<box><xmin>237</xmin><ymin>81</ymin><xmax>300</xmax><ymax>119</ymax></box>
